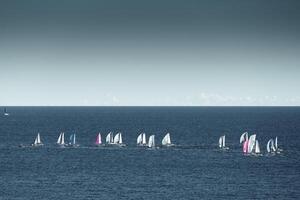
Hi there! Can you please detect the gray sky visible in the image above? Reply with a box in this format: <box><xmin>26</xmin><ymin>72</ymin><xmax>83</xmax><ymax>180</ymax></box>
<box><xmin>1</xmin><ymin>0</ymin><xmax>300</xmax><ymax>106</ymax></box>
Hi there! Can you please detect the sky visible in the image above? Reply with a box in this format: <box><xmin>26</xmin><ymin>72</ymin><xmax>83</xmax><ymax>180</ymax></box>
<box><xmin>1</xmin><ymin>0</ymin><xmax>300</xmax><ymax>106</ymax></box>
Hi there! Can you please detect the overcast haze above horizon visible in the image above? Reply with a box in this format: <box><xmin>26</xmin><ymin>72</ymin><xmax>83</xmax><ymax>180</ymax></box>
<box><xmin>1</xmin><ymin>0</ymin><xmax>300</xmax><ymax>106</ymax></box>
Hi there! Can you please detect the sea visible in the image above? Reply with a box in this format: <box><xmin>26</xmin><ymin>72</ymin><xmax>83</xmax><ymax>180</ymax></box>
<box><xmin>0</xmin><ymin>107</ymin><xmax>299</xmax><ymax>199</ymax></box>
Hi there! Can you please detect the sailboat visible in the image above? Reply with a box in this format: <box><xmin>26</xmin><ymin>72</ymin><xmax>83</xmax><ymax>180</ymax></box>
<box><xmin>218</xmin><ymin>135</ymin><xmax>229</xmax><ymax>150</ymax></box>
<box><xmin>32</xmin><ymin>133</ymin><xmax>43</xmax><ymax>147</ymax></box>
<box><xmin>105</xmin><ymin>132</ymin><xmax>114</xmax><ymax>145</ymax></box>
<box><xmin>4</xmin><ymin>108</ymin><xmax>9</xmax><ymax>116</ymax></box>
<box><xmin>112</xmin><ymin>132</ymin><xmax>125</xmax><ymax>147</ymax></box>
<box><xmin>68</xmin><ymin>133</ymin><xmax>79</xmax><ymax>147</ymax></box>
<box><xmin>137</xmin><ymin>132</ymin><xmax>147</xmax><ymax>146</ymax></box>
<box><xmin>267</xmin><ymin>137</ymin><xmax>282</xmax><ymax>153</ymax></box>
<box><xmin>148</xmin><ymin>135</ymin><xmax>155</xmax><ymax>148</ymax></box>
<box><xmin>95</xmin><ymin>133</ymin><xmax>102</xmax><ymax>146</ymax></box>
<box><xmin>162</xmin><ymin>133</ymin><xmax>174</xmax><ymax>147</ymax></box>
<box><xmin>254</xmin><ymin>140</ymin><xmax>261</xmax><ymax>155</ymax></box>
<box><xmin>56</xmin><ymin>132</ymin><xmax>66</xmax><ymax>147</ymax></box>
<box><xmin>247</xmin><ymin>134</ymin><xmax>256</xmax><ymax>153</ymax></box>
<box><xmin>267</xmin><ymin>139</ymin><xmax>276</xmax><ymax>153</ymax></box>
<box><xmin>240</xmin><ymin>132</ymin><xmax>248</xmax><ymax>144</ymax></box>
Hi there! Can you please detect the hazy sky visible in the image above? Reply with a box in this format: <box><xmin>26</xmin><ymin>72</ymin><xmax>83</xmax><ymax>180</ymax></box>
<box><xmin>1</xmin><ymin>0</ymin><xmax>300</xmax><ymax>106</ymax></box>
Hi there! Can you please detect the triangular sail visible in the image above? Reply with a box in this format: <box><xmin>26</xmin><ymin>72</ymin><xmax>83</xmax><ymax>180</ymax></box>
<box><xmin>148</xmin><ymin>135</ymin><xmax>155</xmax><ymax>148</ymax></box>
<box><xmin>96</xmin><ymin>133</ymin><xmax>101</xmax><ymax>144</ymax></box>
<box><xmin>243</xmin><ymin>140</ymin><xmax>249</xmax><ymax>153</ymax></box>
<box><xmin>37</xmin><ymin>133</ymin><xmax>41</xmax><ymax>144</ymax></box>
<box><xmin>119</xmin><ymin>133</ymin><xmax>123</xmax><ymax>144</ymax></box>
<box><xmin>247</xmin><ymin>134</ymin><xmax>256</xmax><ymax>153</ymax></box>
<box><xmin>219</xmin><ymin>136</ymin><xmax>223</xmax><ymax>148</ymax></box>
<box><xmin>275</xmin><ymin>137</ymin><xmax>278</xmax><ymax>150</ymax></box>
<box><xmin>222</xmin><ymin>135</ymin><xmax>225</xmax><ymax>147</ymax></box>
<box><xmin>137</xmin><ymin>133</ymin><xmax>142</xmax><ymax>144</ymax></box>
<box><xmin>267</xmin><ymin>139</ymin><xmax>272</xmax><ymax>153</ymax></box>
<box><xmin>61</xmin><ymin>132</ymin><xmax>65</xmax><ymax>144</ymax></box>
<box><xmin>114</xmin><ymin>133</ymin><xmax>120</xmax><ymax>143</ymax></box>
<box><xmin>57</xmin><ymin>133</ymin><xmax>62</xmax><ymax>144</ymax></box>
<box><xmin>34</xmin><ymin>136</ymin><xmax>38</xmax><ymax>145</ymax></box>
<box><xmin>162</xmin><ymin>133</ymin><xmax>171</xmax><ymax>145</ymax></box>
<box><xmin>142</xmin><ymin>133</ymin><xmax>147</xmax><ymax>144</ymax></box>
<box><xmin>255</xmin><ymin>140</ymin><xmax>260</xmax><ymax>153</ymax></box>
<box><xmin>106</xmin><ymin>132</ymin><xmax>113</xmax><ymax>143</ymax></box>
<box><xmin>240</xmin><ymin>132</ymin><xmax>248</xmax><ymax>144</ymax></box>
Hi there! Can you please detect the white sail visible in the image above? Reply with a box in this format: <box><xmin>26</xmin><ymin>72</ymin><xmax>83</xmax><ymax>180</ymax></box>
<box><xmin>142</xmin><ymin>133</ymin><xmax>147</xmax><ymax>144</ymax></box>
<box><xmin>267</xmin><ymin>139</ymin><xmax>273</xmax><ymax>153</ymax></box>
<box><xmin>255</xmin><ymin>140</ymin><xmax>260</xmax><ymax>153</ymax></box>
<box><xmin>34</xmin><ymin>137</ymin><xmax>38</xmax><ymax>145</ymax></box>
<box><xmin>106</xmin><ymin>132</ymin><xmax>113</xmax><ymax>143</ymax></box>
<box><xmin>162</xmin><ymin>133</ymin><xmax>171</xmax><ymax>146</ymax></box>
<box><xmin>219</xmin><ymin>136</ymin><xmax>223</xmax><ymax>148</ymax></box>
<box><xmin>247</xmin><ymin>134</ymin><xmax>256</xmax><ymax>153</ymax></box>
<box><xmin>137</xmin><ymin>133</ymin><xmax>142</xmax><ymax>144</ymax></box>
<box><xmin>114</xmin><ymin>133</ymin><xmax>120</xmax><ymax>143</ymax></box>
<box><xmin>222</xmin><ymin>135</ymin><xmax>225</xmax><ymax>147</ymax></box>
<box><xmin>119</xmin><ymin>133</ymin><xmax>123</xmax><ymax>144</ymax></box>
<box><xmin>275</xmin><ymin>136</ymin><xmax>278</xmax><ymax>150</ymax></box>
<box><xmin>37</xmin><ymin>133</ymin><xmax>41</xmax><ymax>144</ymax></box>
<box><xmin>57</xmin><ymin>133</ymin><xmax>62</xmax><ymax>144</ymax></box>
<box><xmin>240</xmin><ymin>132</ymin><xmax>248</xmax><ymax>144</ymax></box>
<box><xmin>148</xmin><ymin>135</ymin><xmax>155</xmax><ymax>148</ymax></box>
<box><xmin>61</xmin><ymin>132</ymin><xmax>65</xmax><ymax>144</ymax></box>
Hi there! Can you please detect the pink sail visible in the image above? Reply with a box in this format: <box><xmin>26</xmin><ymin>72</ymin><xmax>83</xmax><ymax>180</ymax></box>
<box><xmin>243</xmin><ymin>140</ymin><xmax>249</xmax><ymax>153</ymax></box>
<box><xmin>95</xmin><ymin>133</ymin><xmax>102</xmax><ymax>145</ymax></box>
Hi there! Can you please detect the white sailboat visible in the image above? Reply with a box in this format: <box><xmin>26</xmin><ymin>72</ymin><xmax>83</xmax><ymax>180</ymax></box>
<box><xmin>32</xmin><ymin>133</ymin><xmax>43</xmax><ymax>147</ymax></box>
<box><xmin>112</xmin><ymin>132</ymin><xmax>125</xmax><ymax>147</ymax></box>
<box><xmin>162</xmin><ymin>133</ymin><xmax>174</xmax><ymax>147</ymax></box>
<box><xmin>267</xmin><ymin>137</ymin><xmax>282</xmax><ymax>153</ymax></box>
<box><xmin>247</xmin><ymin>134</ymin><xmax>256</xmax><ymax>154</ymax></box>
<box><xmin>137</xmin><ymin>132</ymin><xmax>147</xmax><ymax>146</ymax></box>
<box><xmin>95</xmin><ymin>133</ymin><xmax>102</xmax><ymax>146</ymax></box>
<box><xmin>148</xmin><ymin>135</ymin><xmax>155</xmax><ymax>148</ymax></box>
<box><xmin>105</xmin><ymin>132</ymin><xmax>114</xmax><ymax>145</ymax></box>
<box><xmin>4</xmin><ymin>108</ymin><xmax>9</xmax><ymax>116</ymax></box>
<box><xmin>218</xmin><ymin>135</ymin><xmax>229</xmax><ymax>150</ymax></box>
<box><xmin>240</xmin><ymin>132</ymin><xmax>248</xmax><ymax>144</ymax></box>
<box><xmin>56</xmin><ymin>132</ymin><xmax>65</xmax><ymax>146</ymax></box>
<box><xmin>254</xmin><ymin>140</ymin><xmax>261</xmax><ymax>154</ymax></box>
<box><xmin>267</xmin><ymin>139</ymin><xmax>276</xmax><ymax>153</ymax></box>
<box><xmin>68</xmin><ymin>133</ymin><xmax>79</xmax><ymax>147</ymax></box>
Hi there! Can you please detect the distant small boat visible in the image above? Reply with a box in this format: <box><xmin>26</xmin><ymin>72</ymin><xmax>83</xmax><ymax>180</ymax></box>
<box><xmin>137</xmin><ymin>132</ymin><xmax>147</xmax><ymax>146</ymax></box>
<box><xmin>105</xmin><ymin>132</ymin><xmax>114</xmax><ymax>145</ymax></box>
<box><xmin>4</xmin><ymin>108</ymin><xmax>9</xmax><ymax>116</ymax></box>
<box><xmin>56</xmin><ymin>132</ymin><xmax>65</xmax><ymax>146</ymax></box>
<box><xmin>267</xmin><ymin>137</ymin><xmax>282</xmax><ymax>153</ymax></box>
<box><xmin>254</xmin><ymin>140</ymin><xmax>261</xmax><ymax>154</ymax></box>
<box><xmin>162</xmin><ymin>133</ymin><xmax>174</xmax><ymax>147</ymax></box>
<box><xmin>113</xmin><ymin>132</ymin><xmax>125</xmax><ymax>146</ymax></box>
<box><xmin>69</xmin><ymin>133</ymin><xmax>79</xmax><ymax>147</ymax></box>
<box><xmin>32</xmin><ymin>133</ymin><xmax>43</xmax><ymax>147</ymax></box>
<box><xmin>240</xmin><ymin>132</ymin><xmax>248</xmax><ymax>144</ymax></box>
<box><xmin>95</xmin><ymin>133</ymin><xmax>102</xmax><ymax>146</ymax></box>
<box><xmin>247</xmin><ymin>134</ymin><xmax>256</xmax><ymax>153</ymax></box>
<box><xmin>148</xmin><ymin>135</ymin><xmax>155</xmax><ymax>148</ymax></box>
<box><xmin>267</xmin><ymin>139</ymin><xmax>276</xmax><ymax>153</ymax></box>
<box><xmin>219</xmin><ymin>135</ymin><xmax>229</xmax><ymax>150</ymax></box>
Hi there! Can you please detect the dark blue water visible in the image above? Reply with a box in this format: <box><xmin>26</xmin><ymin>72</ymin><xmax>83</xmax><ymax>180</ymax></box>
<box><xmin>0</xmin><ymin>107</ymin><xmax>299</xmax><ymax>199</ymax></box>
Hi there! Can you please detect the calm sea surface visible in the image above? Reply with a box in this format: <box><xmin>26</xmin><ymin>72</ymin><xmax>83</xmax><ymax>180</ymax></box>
<box><xmin>0</xmin><ymin>107</ymin><xmax>299</xmax><ymax>199</ymax></box>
